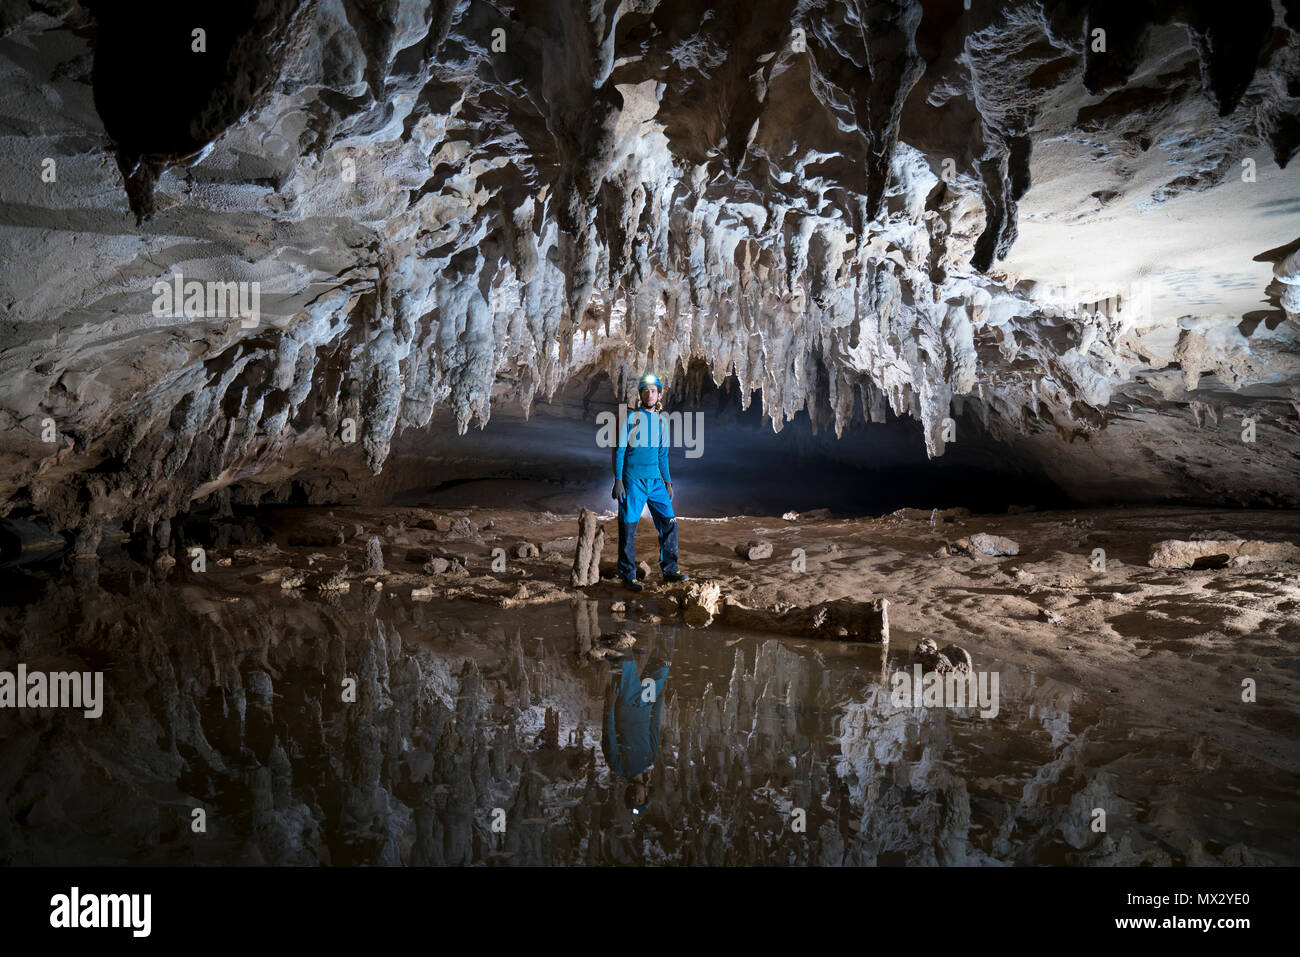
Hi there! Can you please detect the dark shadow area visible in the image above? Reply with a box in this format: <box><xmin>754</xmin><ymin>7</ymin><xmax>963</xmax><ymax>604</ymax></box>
<box><xmin>392</xmin><ymin>368</ymin><xmax>1072</xmax><ymax>517</ymax></box>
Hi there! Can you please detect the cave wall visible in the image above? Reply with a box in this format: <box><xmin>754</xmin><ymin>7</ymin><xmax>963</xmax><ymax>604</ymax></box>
<box><xmin>0</xmin><ymin>0</ymin><xmax>1298</xmax><ymax>540</ymax></box>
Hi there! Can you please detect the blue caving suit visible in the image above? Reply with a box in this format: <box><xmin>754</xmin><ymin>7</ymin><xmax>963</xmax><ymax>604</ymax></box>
<box><xmin>602</xmin><ymin>645</ymin><xmax>670</xmax><ymax>780</ymax></box>
<box><xmin>614</xmin><ymin>406</ymin><xmax>678</xmax><ymax>581</ymax></box>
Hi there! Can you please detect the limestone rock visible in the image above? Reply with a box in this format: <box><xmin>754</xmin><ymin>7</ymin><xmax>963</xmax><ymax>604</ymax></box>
<box><xmin>363</xmin><ymin>536</ymin><xmax>384</xmax><ymax>574</ymax></box>
<box><xmin>570</xmin><ymin>509</ymin><xmax>604</xmax><ymax>587</ymax></box>
<box><xmin>681</xmin><ymin>581</ymin><xmax>723</xmax><ymax>628</ymax></box>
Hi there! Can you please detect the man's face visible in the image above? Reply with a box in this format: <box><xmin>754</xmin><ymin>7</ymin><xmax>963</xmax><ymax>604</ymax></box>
<box><xmin>640</xmin><ymin>384</ymin><xmax>660</xmax><ymax>406</ymax></box>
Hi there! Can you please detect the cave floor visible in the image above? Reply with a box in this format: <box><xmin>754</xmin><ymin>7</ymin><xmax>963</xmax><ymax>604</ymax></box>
<box><xmin>242</xmin><ymin>499</ymin><xmax>1300</xmax><ymax>774</ymax></box>
<box><xmin>2</xmin><ymin>501</ymin><xmax>1297</xmax><ymax>864</ymax></box>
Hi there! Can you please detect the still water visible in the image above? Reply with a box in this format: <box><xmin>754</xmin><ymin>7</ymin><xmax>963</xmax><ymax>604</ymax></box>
<box><xmin>1</xmin><ymin>560</ymin><xmax>1295</xmax><ymax>865</ymax></box>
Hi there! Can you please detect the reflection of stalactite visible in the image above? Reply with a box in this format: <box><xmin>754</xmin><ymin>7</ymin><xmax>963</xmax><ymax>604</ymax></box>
<box><xmin>0</xmin><ymin>575</ymin><xmax>1287</xmax><ymax>865</ymax></box>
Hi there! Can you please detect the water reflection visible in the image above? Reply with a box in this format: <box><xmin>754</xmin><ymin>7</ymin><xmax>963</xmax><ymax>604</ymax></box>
<box><xmin>0</xmin><ymin>562</ymin><xmax>1295</xmax><ymax>866</ymax></box>
<box><xmin>603</xmin><ymin>629</ymin><xmax>674</xmax><ymax>816</ymax></box>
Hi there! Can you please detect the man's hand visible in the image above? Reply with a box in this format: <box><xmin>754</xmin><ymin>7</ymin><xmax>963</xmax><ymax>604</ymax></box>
<box><xmin>665</xmin><ymin>481</ymin><xmax>673</xmax><ymax>500</ymax></box>
<box><xmin>613</xmin><ymin>478</ymin><xmax>625</xmax><ymax>501</ymax></box>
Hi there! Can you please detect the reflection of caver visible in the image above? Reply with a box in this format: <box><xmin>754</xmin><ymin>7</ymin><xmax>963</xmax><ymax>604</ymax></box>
<box><xmin>611</xmin><ymin>371</ymin><xmax>690</xmax><ymax>592</ymax></box>
<box><xmin>602</xmin><ymin>629</ymin><xmax>675</xmax><ymax>815</ymax></box>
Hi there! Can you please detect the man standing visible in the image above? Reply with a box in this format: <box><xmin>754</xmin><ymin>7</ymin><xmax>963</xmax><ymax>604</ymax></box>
<box><xmin>611</xmin><ymin>371</ymin><xmax>690</xmax><ymax>591</ymax></box>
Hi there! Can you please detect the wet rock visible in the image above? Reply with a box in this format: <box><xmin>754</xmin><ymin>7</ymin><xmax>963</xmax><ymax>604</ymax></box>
<box><xmin>309</xmin><ymin>566</ymin><xmax>350</xmax><ymax>592</ymax></box>
<box><xmin>913</xmin><ymin>637</ymin><xmax>971</xmax><ymax>672</ymax></box>
<box><xmin>599</xmin><ymin>630</ymin><xmax>637</xmax><ymax>650</ymax></box>
<box><xmin>723</xmin><ymin>596</ymin><xmax>889</xmax><ymax>644</ymax></box>
<box><xmin>410</xmin><ymin>586</ymin><xmax>436</xmax><ymax>601</ymax></box>
<box><xmin>280</xmin><ymin>569</ymin><xmax>308</xmax><ymax>589</ymax></box>
<box><xmin>570</xmin><ymin>509</ymin><xmax>604</xmax><ymax>587</ymax></box>
<box><xmin>734</xmin><ymin>540</ymin><xmax>773</xmax><ymax>560</ymax></box>
<box><xmin>681</xmin><ymin>580</ymin><xmax>723</xmax><ymax>627</ymax></box>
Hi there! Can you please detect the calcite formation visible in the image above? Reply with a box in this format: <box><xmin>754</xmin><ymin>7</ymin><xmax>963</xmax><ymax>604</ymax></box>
<box><xmin>0</xmin><ymin>0</ymin><xmax>1298</xmax><ymax>537</ymax></box>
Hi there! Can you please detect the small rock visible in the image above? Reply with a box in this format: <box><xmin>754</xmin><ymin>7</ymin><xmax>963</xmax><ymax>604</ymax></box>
<box><xmin>913</xmin><ymin>638</ymin><xmax>972</xmax><ymax>673</ymax></box>
<box><xmin>421</xmin><ymin>557</ymin><xmax>450</xmax><ymax>575</ymax></box>
<box><xmin>734</xmin><ymin>540</ymin><xmax>773</xmax><ymax>560</ymax></box>
<box><xmin>967</xmin><ymin>533</ymin><xmax>1019</xmax><ymax>556</ymax></box>
<box><xmin>940</xmin><ymin>644</ymin><xmax>972</xmax><ymax>672</ymax></box>
<box><xmin>782</xmin><ymin>510</ymin><xmax>799</xmax><ymax>521</ymax></box>
<box><xmin>440</xmin><ymin>517</ymin><xmax>480</xmax><ymax>541</ymax></box>
<box><xmin>610</xmin><ymin>600</ymin><xmax>626</xmax><ymax>613</ymax></box>
<box><xmin>637</xmin><ymin>560</ymin><xmax>652</xmax><ymax>579</ymax></box>
<box><xmin>411</xmin><ymin>586</ymin><xmax>436</xmax><ymax>601</ymax></box>
<box><xmin>516</xmin><ymin>542</ymin><xmax>539</xmax><ymax>559</ymax></box>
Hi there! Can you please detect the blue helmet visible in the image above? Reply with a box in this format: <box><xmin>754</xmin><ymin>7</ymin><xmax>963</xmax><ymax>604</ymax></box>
<box><xmin>638</xmin><ymin>371</ymin><xmax>663</xmax><ymax>392</ymax></box>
